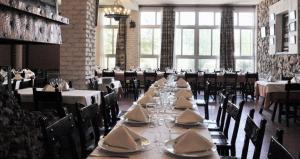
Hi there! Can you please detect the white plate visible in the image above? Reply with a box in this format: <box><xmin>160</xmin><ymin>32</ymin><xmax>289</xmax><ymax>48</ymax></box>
<box><xmin>98</xmin><ymin>137</ymin><xmax>150</xmax><ymax>153</ymax></box>
<box><xmin>123</xmin><ymin>118</ymin><xmax>151</xmax><ymax>124</ymax></box>
<box><xmin>164</xmin><ymin>139</ymin><xmax>216</xmax><ymax>158</ymax></box>
<box><xmin>175</xmin><ymin>120</ymin><xmax>205</xmax><ymax>127</ymax></box>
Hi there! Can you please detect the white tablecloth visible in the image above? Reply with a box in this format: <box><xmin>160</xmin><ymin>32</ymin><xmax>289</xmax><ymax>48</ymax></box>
<box><xmin>18</xmin><ymin>88</ymin><xmax>101</xmax><ymax>106</ymax></box>
<box><xmin>255</xmin><ymin>80</ymin><xmax>288</xmax><ymax>94</ymax></box>
<box><xmin>88</xmin><ymin>84</ymin><xmax>219</xmax><ymax>159</ymax></box>
<box><xmin>98</xmin><ymin>79</ymin><xmax>122</xmax><ymax>92</ymax></box>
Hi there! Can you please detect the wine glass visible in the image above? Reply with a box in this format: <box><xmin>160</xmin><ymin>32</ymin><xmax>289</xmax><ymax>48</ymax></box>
<box><xmin>164</xmin><ymin>117</ymin><xmax>175</xmax><ymax>140</ymax></box>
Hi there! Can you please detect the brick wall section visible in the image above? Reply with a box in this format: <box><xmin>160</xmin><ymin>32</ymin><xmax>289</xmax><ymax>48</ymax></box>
<box><xmin>126</xmin><ymin>11</ymin><xmax>139</xmax><ymax>69</ymax></box>
<box><xmin>59</xmin><ymin>0</ymin><xmax>96</xmax><ymax>89</ymax></box>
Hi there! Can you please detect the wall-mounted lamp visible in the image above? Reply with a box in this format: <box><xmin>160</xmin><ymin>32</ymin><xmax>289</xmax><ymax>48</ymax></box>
<box><xmin>261</xmin><ymin>27</ymin><xmax>266</xmax><ymax>38</ymax></box>
<box><xmin>129</xmin><ymin>20</ymin><xmax>136</xmax><ymax>28</ymax></box>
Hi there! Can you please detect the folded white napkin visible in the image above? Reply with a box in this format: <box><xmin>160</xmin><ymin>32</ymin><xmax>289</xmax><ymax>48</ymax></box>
<box><xmin>103</xmin><ymin>125</ymin><xmax>142</xmax><ymax>150</ymax></box>
<box><xmin>0</xmin><ymin>69</ymin><xmax>7</xmax><ymax>77</ymax></box>
<box><xmin>176</xmin><ymin>109</ymin><xmax>204</xmax><ymax>124</ymax></box>
<box><xmin>42</xmin><ymin>84</ymin><xmax>56</xmax><ymax>92</ymax></box>
<box><xmin>175</xmin><ymin>89</ymin><xmax>193</xmax><ymax>99</ymax></box>
<box><xmin>13</xmin><ymin>74</ymin><xmax>23</xmax><ymax>80</ymax></box>
<box><xmin>24</xmin><ymin>69</ymin><xmax>35</xmax><ymax>79</ymax></box>
<box><xmin>124</xmin><ymin>106</ymin><xmax>149</xmax><ymax>122</ymax></box>
<box><xmin>173</xmin><ymin>129</ymin><xmax>214</xmax><ymax>154</ymax></box>
<box><xmin>145</xmin><ymin>87</ymin><xmax>158</xmax><ymax>97</ymax></box>
<box><xmin>137</xmin><ymin>94</ymin><xmax>153</xmax><ymax>106</ymax></box>
<box><xmin>176</xmin><ymin>78</ymin><xmax>188</xmax><ymax>88</ymax></box>
<box><xmin>291</xmin><ymin>77</ymin><xmax>298</xmax><ymax>83</ymax></box>
<box><xmin>175</xmin><ymin>97</ymin><xmax>193</xmax><ymax>109</ymax></box>
<box><xmin>60</xmin><ymin>81</ymin><xmax>70</xmax><ymax>91</ymax></box>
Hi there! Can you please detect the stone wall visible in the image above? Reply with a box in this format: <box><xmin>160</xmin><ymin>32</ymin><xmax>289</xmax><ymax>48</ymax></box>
<box><xmin>257</xmin><ymin>0</ymin><xmax>300</xmax><ymax>78</ymax></box>
<box><xmin>60</xmin><ymin>0</ymin><xmax>96</xmax><ymax>89</ymax></box>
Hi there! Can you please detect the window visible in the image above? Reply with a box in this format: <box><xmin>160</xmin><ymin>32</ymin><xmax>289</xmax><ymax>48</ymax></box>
<box><xmin>99</xmin><ymin>11</ymin><xmax>118</xmax><ymax>69</ymax></box>
<box><xmin>234</xmin><ymin>9</ymin><xmax>256</xmax><ymax>72</ymax></box>
<box><xmin>175</xmin><ymin>9</ymin><xmax>221</xmax><ymax>71</ymax></box>
<box><xmin>140</xmin><ymin>8</ymin><xmax>162</xmax><ymax>70</ymax></box>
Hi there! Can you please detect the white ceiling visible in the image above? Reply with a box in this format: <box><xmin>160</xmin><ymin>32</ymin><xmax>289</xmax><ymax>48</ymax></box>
<box><xmin>135</xmin><ymin>0</ymin><xmax>261</xmax><ymax>5</ymax></box>
<box><xmin>100</xmin><ymin>0</ymin><xmax>261</xmax><ymax>6</ymax></box>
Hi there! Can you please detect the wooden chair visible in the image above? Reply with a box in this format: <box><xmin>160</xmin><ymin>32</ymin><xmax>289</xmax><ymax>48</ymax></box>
<box><xmin>124</xmin><ymin>71</ymin><xmax>138</xmax><ymax>98</ymax></box>
<box><xmin>33</xmin><ymin>87</ymin><xmax>65</xmax><ymax>117</ymax></box>
<box><xmin>75</xmin><ymin>103</ymin><xmax>100</xmax><ymax>157</ymax></box>
<box><xmin>203</xmin><ymin>73</ymin><xmax>218</xmax><ymax>101</ymax></box>
<box><xmin>19</xmin><ymin>79</ymin><xmax>32</xmax><ymax>89</ymax></box>
<box><xmin>221</xmin><ymin>109</ymin><xmax>267</xmax><ymax>159</ymax></box>
<box><xmin>196</xmin><ymin>81</ymin><xmax>210</xmax><ymax>119</ymax></box>
<box><xmin>88</xmin><ymin>78</ymin><xmax>99</xmax><ymax>90</ymax></box>
<box><xmin>223</xmin><ymin>73</ymin><xmax>238</xmax><ymax>99</ymax></box>
<box><xmin>204</xmin><ymin>92</ymin><xmax>229</xmax><ymax>131</ymax></box>
<box><xmin>102</xmin><ymin>70</ymin><xmax>115</xmax><ymax>77</ymax></box>
<box><xmin>268</xmin><ymin>129</ymin><xmax>295</xmax><ymax>159</ymax></box>
<box><xmin>101</xmin><ymin>91</ymin><xmax>121</xmax><ymax>135</ymax></box>
<box><xmin>164</xmin><ymin>71</ymin><xmax>176</xmax><ymax>78</ymax></box>
<box><xmin>40</xmin><ymin>114</ymin><xmax>81</xmax><ymax>159</ymax></box>
<box><xmin>211</xmin><ymin>100</ymin><xmax>245</xmax><ymax>156</ymax></box>
<box><xmin>185</xmin><ymin>72</ymin><xmax>199</xmax><ymax>99</ymax></box>
<box><xmin>281</xmin><ymin>75</ymin><xmax>293</xmax><ymax>81</ymax></box>
<box><xmin>143</xmin><ymin>71</ymin><xmax>157</xmax><ymax>92</ymax></box>
<box><xmin>242</xmin><ymin>72</ymin><xmax>258</xmax><ymax>101</ymax></box>
<box><xmin>272</xmin><ymin>81</ymin><xmax>300</xmax><ymax>127</ymax></box>
<box><xmin>34</xmin><ymin>77</ymin><xmax>48</xmax><ymax>88</ymax></box>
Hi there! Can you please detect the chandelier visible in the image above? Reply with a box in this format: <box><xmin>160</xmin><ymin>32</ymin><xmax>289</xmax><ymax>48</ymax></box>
<box><xmin>104</xmin><ymin>0</ymin><xmax>131</xmax><ymax>21</ymax></box>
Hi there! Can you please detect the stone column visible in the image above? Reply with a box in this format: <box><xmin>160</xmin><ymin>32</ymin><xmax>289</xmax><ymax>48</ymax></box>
<box><xmin>11</xmin><ymin>45</ymin><xmax>23</xmax><ymax>69</ymax></box>
<box><xmin>59</xmin><ymin>0</ymin><xmax>96</xmax><ymax>89</ymax></box>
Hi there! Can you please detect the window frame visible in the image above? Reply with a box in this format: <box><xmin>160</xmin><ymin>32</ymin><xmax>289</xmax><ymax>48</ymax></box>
<box><xmin>233</xmin><ymin>7</ymin><xmax>256</xmax><ymax>72</ymax></box>
<box><xmin>174</xmin><ymin>8</ymin><xmax>222</xmax><ymax>71</ymax></box>
<box><xmin>100</xmin><ymin>11</ymin><xmax>119</xmax><ymax>69</ymax></box>
<box><xmin>139</xmin><ymin>7</ymin><xmax>162</xmax><ymax>69</ymax></box>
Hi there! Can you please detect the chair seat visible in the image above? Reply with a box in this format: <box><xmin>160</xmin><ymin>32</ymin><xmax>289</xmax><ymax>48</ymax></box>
<box><xmin>211</xmin><ymin>131</ymin><xmax>229</xmax><ymax>146</ymax></box>
<box><xmin>220</xmin><ymin>156</ymin><xmax>238</xmax><ymax>159</ymax></box>
<box><xmin>204</xmin><ymin>120</ymin><xmax>221</xmax><ymax>131</ymax></box>
<box><xmin>196</xmin><ymin>99</ymin><xmax>206</xmax><ymax>106</ymax></box>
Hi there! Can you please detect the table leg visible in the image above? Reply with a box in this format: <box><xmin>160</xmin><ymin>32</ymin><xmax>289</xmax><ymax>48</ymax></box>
<box><xmin>259</xmin><ymin>96</ymin><xmax>265</xmax><ymax>114</ymax></box>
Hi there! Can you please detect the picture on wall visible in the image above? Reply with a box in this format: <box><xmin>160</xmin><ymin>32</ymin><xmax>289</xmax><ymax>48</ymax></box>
<box><xmin>289</xmin><ymin>36</ymin><xmax>296</xmax><ymax>44</ymax></box>
<box><xmin>289</xmin><ymin>11</ymin><xmax>296</xmax><ymax>20</ymax></box>
<box><xmin>289</xmin><ymin>22</ymin><xmax>296</xmax><ymax>31</ymax></box>
<box><xmin>270</xmin><ymin>25</ymin><xmax>275</xmax><ymax>35</ymax></box>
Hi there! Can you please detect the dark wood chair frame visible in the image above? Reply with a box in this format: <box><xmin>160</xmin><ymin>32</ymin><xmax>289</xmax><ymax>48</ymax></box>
<box><xmin>242</xmin><ymin>72</ymin><xmax>258</xmax><ymax>101</ymax></box>
<box><xmin>143</xmin><ymin>71</ymin><xmax>157</xmax><ymax>92</ymax></box>
<box><xmin>185</xmin><ymin>72</ymin><xmax>199</xmax><ymax>99</ymax></box>
<box><xmin>75</xmin><ymin>103</ymin><xmax>100</xmax><ymax>157</ymax></box>
<box><xmin>102</xmin><ymin>70</ymin><xmax>115</xmax><ymax>77</ymax></box>
<box><xmin>40</xmin><ymin>114</ymin><xmax>81</xmax><ymax>159</ymax></box>
<box><xmin>212</xmin><ymin>100</ymin><xmax>245</xmax><ymax>156</ymax></box>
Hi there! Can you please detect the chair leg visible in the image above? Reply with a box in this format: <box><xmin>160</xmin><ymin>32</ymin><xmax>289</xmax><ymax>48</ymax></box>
<box><xmin>294</xmin><ymin>106</ymin><xmax>297</xmax><ymax>123</ymax></box>
<box><xmin>272</xmin><ymin>103</ymin><xmax>278</xmax><ymax>122</ymax></box>
<box><xmin>278</xmin><ymin>104</ymin><xmax>282</xmax><ymax>123</ymax></box>
<box><xmin>286</xmin><ymin>105</ymin><xmax>290</xmax><ymax>127</ymax></box>
<box><xmin>259</xmin><ymin>97</ymin><xmax>265</xmax><ymax>114</ymax></box>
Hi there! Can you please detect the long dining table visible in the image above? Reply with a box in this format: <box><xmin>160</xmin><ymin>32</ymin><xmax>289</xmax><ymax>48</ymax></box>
<box><xmin>88</xmin><ymin>82</ymin><xmax>220</xmax><ymax>159</ymax></box>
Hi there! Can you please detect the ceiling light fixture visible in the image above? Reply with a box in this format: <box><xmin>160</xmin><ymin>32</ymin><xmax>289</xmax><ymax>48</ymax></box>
<box><xmin>104</xmin><ymin>0</ymin><xmax>131</xmax><ymax>21</ymax></box>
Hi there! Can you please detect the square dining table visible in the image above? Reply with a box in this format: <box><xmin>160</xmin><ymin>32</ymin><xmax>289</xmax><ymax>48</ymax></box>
<box><xmin>17</xmin><ymin>88</ymin><xmax>101</xmax><ymax>106</ymax></box>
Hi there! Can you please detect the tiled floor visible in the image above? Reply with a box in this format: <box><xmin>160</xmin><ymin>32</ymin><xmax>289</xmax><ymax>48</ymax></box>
<box><xmin>118</xmin><ymin>93</ymin><xmax>300</xmax><ymax>159</ymax></box>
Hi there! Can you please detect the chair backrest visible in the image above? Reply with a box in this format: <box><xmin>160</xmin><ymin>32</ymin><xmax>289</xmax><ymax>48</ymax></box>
<box><xmin>101</xmin><ymin>91</ymin><xmax>119</xmax><ymax>134</ymax></box>
<box><xmin>244</xmin><ymin>72</ymin><xmax>258</xmax><ymax>92</ymax></box>
<box><xmin>124</xmin><ymin>71</ymin><xmax>137</xmax><ymax>80</ymax></box>
<box><xmin>268</xmin><ymin>129</ymin><xmax>295</xmax><ymax>159</ymax></box>
<box><xmin>34</xmin><ymin>77</ymin><xmax>48</xmax><ymax>88</ymax></box>
<box><xmin>33</xmin><ymin>87</ymin><xmax>65</xmax><ymax>117</ymax></box>
<box><xmin>223</xmin><ymin>100</ymin><xmax>245</xmax><ymax>147</ymax></box>
<box><xmin>285</xmin><ymin>81</ymin><xmax>300</xmax><ymax>105</ymax></box>
<box><xmin>164</xmin><ymin>71</ymin><xmax>176</xmax><ymax>78</ymax></box>
<box><xmin>185</xmin><ymin>72</ymin><xmax>198</xmax><ymax>97</ymax></box>
<box><xmin>88</xmin><ymin>78</ymin><xmax>99</xmax><ymax>90</ymax></box>
<box><xmin>224</xmin><ymin>73</ymin><xmax>238</xmax><ymax>94</ymax></box>
<box><xmin>75</xmin><ymin>103</ymin><xmax>100</xmax><ymax>156</ymax></box>
<box><xmin>204</xmin><ymin>73</ymin><xmax>218</xmax><ymax>94</ymax></box>
<box><xmin>102</xmin><ymin>70</ymin><xmax>115</xmax><ymax>77</ymax></box>
<box><xmin>19</xmin><ymin>79</ymin><xmax>32</xmax><ymax>89</ymax></box>
<box><xmin>281</xmin><ymin>75</ymin><xmax>293</xmax><ymax>81</ymax></box>
<box><xmin>40</xmin><ymin>114</ymin><xmax>81</xmax><ymax>159</ymax></box>
<box><xmin>215</xmin><ymin>92</ymin><xmax>229</xmax><ymax>130</ymax></box>
<box><xmin>143</xmin><ymin>71</ymin><xmax>157</xmax><ymax>91</ymax></box>
<box><xmin>241</xmin><ymin>109</ymin><xmax>267</xmax><ymax>159</ymax></box>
